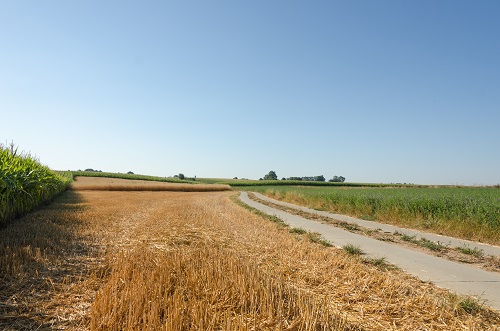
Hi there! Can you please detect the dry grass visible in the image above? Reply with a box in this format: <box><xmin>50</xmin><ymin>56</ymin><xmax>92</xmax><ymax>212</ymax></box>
<box><xmin>0</xmin><ymin>191</ymin><xmax>98</xmax><ymax>330</ymax></box>
<box><xmin>1</xmin><ymin>189</ymin><xmax>500</xmax><ymax>330</ymax></box>
<box><xmin>69</xmin><ymin>176</ymin><xmax>231</xmax><ymax>191</ymax></box>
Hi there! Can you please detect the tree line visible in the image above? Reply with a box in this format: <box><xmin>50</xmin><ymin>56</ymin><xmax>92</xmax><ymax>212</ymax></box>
<box><xmin>260</xmin><ymin>171</ymin><xmax>345</xmax><ymax>182</ymax></box>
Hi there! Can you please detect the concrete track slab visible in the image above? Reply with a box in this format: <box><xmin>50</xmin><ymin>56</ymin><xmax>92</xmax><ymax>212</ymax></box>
<box><xmin>252</xmin><ymin>192</ymin><xmax>500</xmax><ymax>257</ymax></box>
<box><xmin>239</xmin><ymin>192</ymin><xmax>500</xmax><ymax>310</ymax></box>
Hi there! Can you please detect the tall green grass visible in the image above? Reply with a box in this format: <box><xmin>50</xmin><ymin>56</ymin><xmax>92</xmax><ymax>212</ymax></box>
<box><xmin>0</xmin><ymin>143</ymin><xmax>71</xmax><ymax>226</ymax></box>
<box><xmin>247</xmin><ymin>186</ymin><xmax>500</xmax><ymax>245</ymax></box>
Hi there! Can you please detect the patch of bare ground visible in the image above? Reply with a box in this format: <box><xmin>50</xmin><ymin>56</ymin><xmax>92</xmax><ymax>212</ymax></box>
<box><xmin>1</xmin><ymin>190</ymin><xmax>500</xmax><ymax>330</ymax></box>
<box><xmin>247</xmin><ymin>193</ymin><xmax>500</xmax><ymax>274</ymax></box>
<box><xmin>69</xmin><ymin>176</ymin><xmax>231</xmax><ymax>191</ymax></box>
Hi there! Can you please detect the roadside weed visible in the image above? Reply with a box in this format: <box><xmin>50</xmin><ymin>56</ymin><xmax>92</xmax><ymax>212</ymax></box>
<box><xmin>456</xmin><ymin>245</ymin><xmax>484</xmax><ymax>258</ymax></box>
<box><xmin>343</xmin><ymin>244</ymin><xmax>364</xmax><ymax>255</ymax></box>
<box><xmin>289</xmin><ymin>228</ymin><xmax>332</xmax><ymax>247</ymax></box>
<box><xmin>306</xmin><ymin>231</ymin><xmax>332</xmax><ymax>247</ymax></box>
<box><xmin>419</xmin><ymin>238</ymin><xmax>446</xmax><ymax>252</ymax></box>
<box><xmin>289</xmin><ymin>227</ymin><xmax>307</xmax><ymax>235</ymax></box>
<box><xmin>459</xmin><ymin>296</ymin><xmax>484</xmax><ymax>314</ymax></box>
<box><xmin>401</xmin><ymin>233</ymin><xmax>417</xmax><ymax>242</ymax></box>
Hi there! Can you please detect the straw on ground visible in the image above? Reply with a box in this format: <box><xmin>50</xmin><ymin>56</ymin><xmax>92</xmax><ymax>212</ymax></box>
<box><xmin>1</xmin><ymin>183</ymin><xmax>500</xmax><ymax>330</ymax></box>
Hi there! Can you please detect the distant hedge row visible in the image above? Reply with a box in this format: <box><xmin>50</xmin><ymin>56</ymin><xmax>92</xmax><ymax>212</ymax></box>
<box><xmin>0</xmin><ymin>144</ymin><xmax>71</xmax><ymax>226</ymax></box>
<box><xmin>71</xmin><ymin>170</ymin><xmax>192</xmax><ymax>183</ymax></box>
<box><xmin>213</xmin><ymin>179</ymin><xmax>416</xmax><ymax>188</ymax></box>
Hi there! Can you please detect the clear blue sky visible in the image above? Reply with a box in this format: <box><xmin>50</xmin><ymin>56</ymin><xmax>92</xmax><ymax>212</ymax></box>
<box><xmin>1</xmin><ymin>1</ymin><xmax>499</xmax><ymax>185</ymax></box>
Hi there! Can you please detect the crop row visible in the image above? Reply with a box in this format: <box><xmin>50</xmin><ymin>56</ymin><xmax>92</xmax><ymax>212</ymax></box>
<box><xmin>0</xmin><ymin>144</ymin><xmax>71</xmax><ymax>226</ymax></box>
<box><xmin>70</xmin><ymin>170</ymin><xmax>194</xmax><ymax>183</ymax></box>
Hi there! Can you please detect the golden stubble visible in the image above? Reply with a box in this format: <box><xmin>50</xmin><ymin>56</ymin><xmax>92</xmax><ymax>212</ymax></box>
<box><xmin>1</xmin><ymin>190</ymin><xmax>500</xmax><ymax>330</ymax></box>
<box><xmin>69</xmin><ymin>176</ymin><xmax>231</xmax><ymax>192</ymax></box>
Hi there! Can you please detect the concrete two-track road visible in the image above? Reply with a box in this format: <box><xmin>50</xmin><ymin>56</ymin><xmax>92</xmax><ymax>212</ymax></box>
<box><xmin>239</xmin><ymin>192</ymin><xmax>500</xmax><ymax>311</ymax></box>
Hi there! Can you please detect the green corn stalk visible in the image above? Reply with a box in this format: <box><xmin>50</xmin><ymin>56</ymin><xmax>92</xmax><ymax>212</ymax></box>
<box><xmin>0</xmin><ymin>143</ymin><xmax>70</xmax><ymax>226</ymax></box>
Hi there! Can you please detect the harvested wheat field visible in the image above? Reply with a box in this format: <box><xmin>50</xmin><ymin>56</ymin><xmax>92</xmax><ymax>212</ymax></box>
<box><xmin>1</xmin><ymin>188</ymin><xmax>500</xmax><ymax>330</ymax></box>
<box><xmin>69</xmin><ymin>176</ymin><xmax>231</xmax><ymax>191</ymax></box>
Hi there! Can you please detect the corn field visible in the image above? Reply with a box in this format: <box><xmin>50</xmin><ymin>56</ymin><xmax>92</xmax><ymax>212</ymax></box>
<box><xmin>0</xmin><ymin>143</ymin><xmax>71</xmax><ymax>226</ymax></box>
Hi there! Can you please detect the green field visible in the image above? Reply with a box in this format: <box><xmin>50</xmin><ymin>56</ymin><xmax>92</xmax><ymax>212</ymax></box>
<box><xmin>241</xmin><ymin>185</ymin><xmax>500</xmax><ymax>245</ymax></box>
<box><xmin>69</xmin><ymin>170</ymin><xmax>192</xmax><ymax>183</ymax></box>
<box><xmin>0</xmin><ymin>144</ymin><xmax>71</xmax><ymax>226</ymax></box>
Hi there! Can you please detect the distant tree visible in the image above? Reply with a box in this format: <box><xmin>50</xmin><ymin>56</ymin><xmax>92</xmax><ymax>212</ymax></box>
<box><xmin>263</xmin><ymin>170</ymin><xmax>278</xmax><ymax>180</ymax></box>
<box><xmin>173</xmin><ymin>174</ymin><xmax>179</xmax><ymax>178</ymax></box>
<box><xmin>127</xmin><ymin>171</ymin><xmax>134</xmax><ymax>175</ymax></box>
<box><xmin>314</xmin><ymin>175</ymin><xmax>326</xmax><ymax>182</ymax></box>
<box><xmin>233</xmin><ymin>177</ymin><xmax>238</xmax><ymax>179</ymax></box>
<box><xmin>287</xmin><ymin>177</ymin><xmax>302</xmax><ymax>181</ymax></box>
<box><xmin>178</xmin><ymin>173</ymin><xmax>185</xmax><ymax>180</ymax></box>
<box><xmin>329</xmin><ymin>176</ymin><xmax>346</xmax><ymax>182</ymax></box>
<box><xmin>85</xmin><ymin>168</ymin><xmax>95</xmax><ymax>172</ymax></box>
<box><xmin>282</xmin><ymin>177</ymin><xmax>286</xmax><ymax>180</ymax></box>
